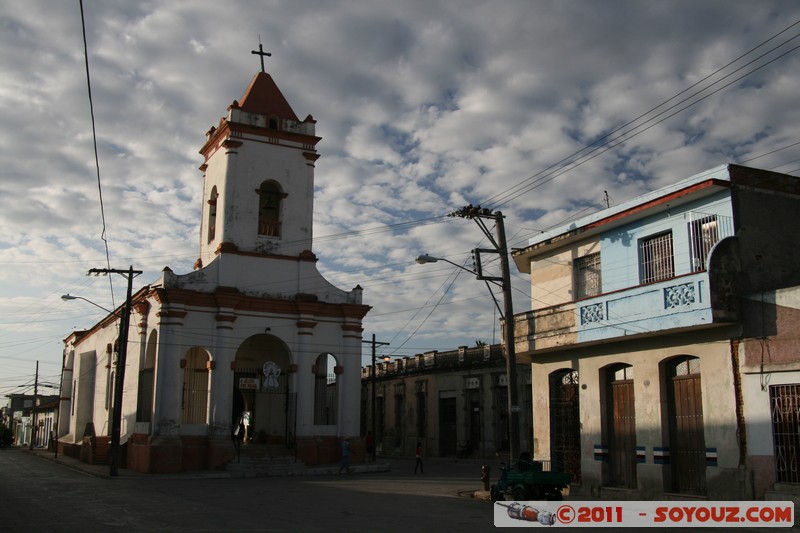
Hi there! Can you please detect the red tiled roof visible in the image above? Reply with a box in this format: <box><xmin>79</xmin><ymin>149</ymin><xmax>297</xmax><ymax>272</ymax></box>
<box><xmin>237</xmin><ymin>72</ymin><xmax>299</xmax><ymax>122</ymax></box>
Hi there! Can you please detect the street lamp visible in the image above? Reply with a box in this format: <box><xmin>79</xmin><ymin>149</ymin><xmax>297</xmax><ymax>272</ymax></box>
<box><xmin>415</xmin><ymin>254</ymin><xmax>444</xmax><ymax>265</ymax></box>
<box><xmin>416</xmin><ymin>208</ymin><xmax>521</xmax><ymax>463</ymax></box>
<box><xmin>61</xmin><ymin>294</ymin><xmax>112</xmax><ymax>314</ymax></box>
<box><xmin>415</xmin><ymin>254</ymin><xmax>505</xmax><ymax>324</ymax></box>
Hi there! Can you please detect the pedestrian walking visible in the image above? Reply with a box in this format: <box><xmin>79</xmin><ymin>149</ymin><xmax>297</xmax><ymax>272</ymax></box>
<box><xmin>414</xmin><ymin>441</ymin><xmax>424</xmax><ymax>474</ymax></box>
<box><xmin>338</xmin><ymin>437</ymin><xmax>351</xmax><ymax>474</ymax></box>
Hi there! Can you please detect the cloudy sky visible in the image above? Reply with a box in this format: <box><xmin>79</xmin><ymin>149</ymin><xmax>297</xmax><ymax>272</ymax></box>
<box><xmin>1</xmin><ymin>1</ymin><xmax>799</xmax><ymax>397</ymax></box>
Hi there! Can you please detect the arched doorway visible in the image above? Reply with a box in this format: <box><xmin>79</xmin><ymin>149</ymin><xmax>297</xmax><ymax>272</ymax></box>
<box><xmin>549</xmin><ymin>368</ymin><xmax>581</xmax><ymax>483</ymax></box>
<box><xmin>665</xmin><ymin>355</ymin><xmax>706</xmax><ymax>495</ymax></box>
<box><xmin>232</xmin><ymin>334</ymin><xmax>293</xmax><ymax>444</ymax></box>
<box><xmin>603</xmin><ymin>363</ymin><xmax>636</xmax><ymax>488</ymax></box>
<box><xmin>313</xmin><ymin>353</ymin><xmax>338</xmax><ymax>426</ymax></box>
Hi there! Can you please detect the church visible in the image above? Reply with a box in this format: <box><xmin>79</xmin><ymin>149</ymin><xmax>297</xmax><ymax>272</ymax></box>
<box><xmin>58</xmin><ymin>61</ymin><xmax>371</xmax><ymax>473</ymax></box>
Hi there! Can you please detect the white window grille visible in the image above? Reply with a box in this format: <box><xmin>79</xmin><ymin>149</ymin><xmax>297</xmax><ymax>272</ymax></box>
<box><xmin>574</xmin><ymin>252</ymin><xmax>602</xmax><ymax>299</ymax></box>
<box><xmin>688</xmin><ymin>213</ymin><xmax>733</xmax><ymax>272</ymax></box>
<box><xmin>639</xmin><ymin>232</ymin><xmax>674</xmax><ymax>284</ymax></box>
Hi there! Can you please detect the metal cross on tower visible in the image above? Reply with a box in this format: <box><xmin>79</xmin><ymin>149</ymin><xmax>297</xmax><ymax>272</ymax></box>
<box><xmin>251</xmin><ymin>41</ymin><xmax>271</xmax><ymax>73</ymax></box>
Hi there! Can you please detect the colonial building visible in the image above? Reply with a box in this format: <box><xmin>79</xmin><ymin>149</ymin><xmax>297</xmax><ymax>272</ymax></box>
<box><xmin>361</xmin><ymin>344</ymin><xmax>532</xmax><ymax>459</ymax></box>
<box><xmin>741</xmin><ymin>285</ymin><xmax>800</xmax><ymax>499</ymax></box>
<box><xmin>6</xmin><ymin>393</ymin><xmax>59</xmax><ymax>449</ymax></box>
<box><xmin>59</xmin><ymin>68</ymin><xmax>370</xmax><ymax>472</ymax></box>
<box><xmin>511</xmin><ymin>164</ymin><xmax>800</xmax><ymax>500</ymax></box>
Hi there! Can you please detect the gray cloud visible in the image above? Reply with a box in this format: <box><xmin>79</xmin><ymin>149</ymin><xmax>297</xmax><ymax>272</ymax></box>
<box><xmin>1</xmin><ymin>0</ymin><xmax>799</xmax><ymax>389</ymax></box>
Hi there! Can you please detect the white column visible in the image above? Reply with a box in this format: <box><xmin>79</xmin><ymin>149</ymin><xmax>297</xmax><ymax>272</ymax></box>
<box><xmin>339</xmin><ymin>321</ymin><xmax>363</xmax><ymax>437</ymax></box>
<box><xmin>152</xmin><ymin>305</ymin><xmax>186</xmax><ymax>436</ymax></box>
<box><xmin>208</xmin><ymin>312</ymin><xmax>237</xmax><ymax>437</ymax></box>
<box><xmin>294</xmin><ymin>317</ymin><xmax>317</xmax><ymax>437</ymax></box>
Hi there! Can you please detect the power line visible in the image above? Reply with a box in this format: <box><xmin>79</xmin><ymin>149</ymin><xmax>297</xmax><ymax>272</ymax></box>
<box><xmin>481</xmin><ymin>19</ymin><xmax>800</xmax><ymax>211</ymax></box>
<box><xmin>79</xmin><ymin>0</ymin><xmax>116</xmax><ymax>309</ymax></box>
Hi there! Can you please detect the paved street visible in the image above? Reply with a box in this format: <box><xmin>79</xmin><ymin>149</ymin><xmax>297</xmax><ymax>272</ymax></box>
<box><xmin>1</xmin><ymin>448</ymin><xmax>793</xmax><ymax>532</ymax></box>
<box><xmin>0</xmin><ymin>448</ymin><xmax>494</xmax><ymax>532</ymax></box>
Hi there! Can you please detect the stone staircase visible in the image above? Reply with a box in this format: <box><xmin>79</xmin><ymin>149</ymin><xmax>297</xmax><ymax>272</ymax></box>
<box><xmin>765</xmin><ymin>482</ymin><xmax>800</xmax><ymax>505</ymax></box>
<box><xmin>225</xmin><ymin>444</ymin><xmax>306</xmax><ymax>477</ymax></box>
<box><xmin>764</xmin><ymin>483</ymin><xmax>800</xmax><ymax>527</ymax></box>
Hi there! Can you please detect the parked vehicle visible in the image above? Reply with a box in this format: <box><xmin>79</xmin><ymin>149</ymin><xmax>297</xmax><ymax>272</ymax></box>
<box><xmin>490</xmin><ymin>453</ymin><xmax>570</xmax><ymax>501</ymax></box>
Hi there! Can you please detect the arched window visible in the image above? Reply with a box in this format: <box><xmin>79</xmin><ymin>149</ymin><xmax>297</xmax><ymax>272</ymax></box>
<box><xmin>136</xmin><ymin>331</ymin><xmax>157</xmax><ymax>423</ymax></box>
<box><xmin>182</xmin><ymin>347</ymin><xmax>210</xmax><ymax>425</ymax></box>
<box><xmin>314</xmin><ymin>353</ymin><xmax>338</xmax><ymax>425</ymax></box>
<box><xmin>258</xmin><ymin>181</ymin><xmax>285</xmax><ymax>237</ymax></box>
<box><xmin>207</xmin><ymin>186</ymin><xmax>218</xmax><ymax>243</ymax></box>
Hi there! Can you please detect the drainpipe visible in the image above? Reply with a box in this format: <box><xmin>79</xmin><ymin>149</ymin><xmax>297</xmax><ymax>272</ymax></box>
<box><xmin>730</xmin><ymin>338</ymin><xmax>746</xmax><ymax>466</ymax></box>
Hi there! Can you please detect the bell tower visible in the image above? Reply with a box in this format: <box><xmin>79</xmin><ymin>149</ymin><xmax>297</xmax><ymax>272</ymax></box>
<box><xmin>197</xmin><ymin>67</ymin><xmax>321</xmax><ymax>267</ymax></box>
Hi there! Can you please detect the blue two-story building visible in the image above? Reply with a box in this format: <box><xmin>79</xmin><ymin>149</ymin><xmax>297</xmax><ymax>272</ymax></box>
<box><xmin>511</xmin><ymin>164</ymin><xmax>800</xmax><ymax>500</ymax></box>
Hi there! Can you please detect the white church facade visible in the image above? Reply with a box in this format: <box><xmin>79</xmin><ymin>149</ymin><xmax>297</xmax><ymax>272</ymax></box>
<box><xmin>59</xmin><ymin>69</ymin><xmax>370</xmax><ymax>472</ymax></box>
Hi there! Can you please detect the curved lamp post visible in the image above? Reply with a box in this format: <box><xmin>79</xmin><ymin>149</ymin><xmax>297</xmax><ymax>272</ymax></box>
<box><xmin>416</xmin><ymin>244</ymin><xmax>520</xmax><ymax>462</ymax></box>
<box><xmin>61</xmin><ymin>294</ymin><xmax>112</xmax><ymax>314</ymax></box>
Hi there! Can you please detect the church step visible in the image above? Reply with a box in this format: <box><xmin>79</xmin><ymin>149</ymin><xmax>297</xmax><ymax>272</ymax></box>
<box><xmin>228</xmin><ymin>456</ymin><xmax>299</xmax><ymax>466</ymax></box>
<box><xmin>226</xmin><ymin>444</ymin><xmax>303</xmax><ymax>474</ymax></box>
<box><xmin>765</xmin><ymin>482</ymin><xmax>800</xmax><ymax>507</ymax></box>
<box><xmin>771</xmin><ymin>483</ymin><xmax>800</xmax><ymax>495</ymax></box>
<box><xmin>225</xmin><ymin>455</ymin><xmax>306</xmax><ymax>476</ymax></box>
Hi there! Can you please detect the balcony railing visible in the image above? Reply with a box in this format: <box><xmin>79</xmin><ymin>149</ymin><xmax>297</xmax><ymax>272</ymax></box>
<box><xmin>515</xmin><ymin>270</ymin><xmax>730</xmax><ymax>355</ymax></box>
<box><xmin>687</xmin><ymin>212</ymin><xmax>734</xmax><ymax>272</ymax></box>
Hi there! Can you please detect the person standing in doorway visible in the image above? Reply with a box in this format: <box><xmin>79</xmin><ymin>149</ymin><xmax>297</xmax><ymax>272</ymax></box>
<box><xmin>414</xmin><ymin>441</ymin><xmax>424</xmax><ymax>474</ymax></box>
<box><xmin>338</xmin><ymin>437</ymin><xmax>351</xmax><ymax>474</ymax></box>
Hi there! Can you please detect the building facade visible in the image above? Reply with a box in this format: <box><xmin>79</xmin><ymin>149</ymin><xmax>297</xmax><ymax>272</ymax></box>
<box><xmin>59</xmin><ymin>70</ymin><xmax>370</xmax><ymax>472</ymax></box>
<box><xmin>361</xmin><ymin>345</ymin><xmax>532</xmax><ymax>460</ymax></box>
<box><xmin>5</xmin><ymin>393</ymin><xmax>59</xmax><ymax>449</ymax></box>
<box><xmin>511</xmin><ymin>164</ymin><xmax>800</xmax><ymax>500</ymax></box>
<box><xmin>740</xmin><ymin>285</ymin><xmax>800</xmax><ymax>499</ymax></box>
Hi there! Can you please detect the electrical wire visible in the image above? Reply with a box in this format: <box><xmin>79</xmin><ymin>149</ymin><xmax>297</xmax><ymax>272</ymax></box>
<box><xmin>79</xmin><ymin>0</ymin><xmax>116</xmax><ymax>309</ymax></box>
<box><xmin>481</xmin><ymin>19</ymin><xmax>800</xmax><ymax>211</ymax></box>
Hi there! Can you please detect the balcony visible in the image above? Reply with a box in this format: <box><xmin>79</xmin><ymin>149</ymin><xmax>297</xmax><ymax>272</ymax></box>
<box><xmin>514</xmin><ymin>268</ymin><xmax>740</xmax><ymax>357</ymax></box>
<box><xmin>513</xmin><ymin>212</ymin><xmax>738</xmax><ymax>358</ymax></box>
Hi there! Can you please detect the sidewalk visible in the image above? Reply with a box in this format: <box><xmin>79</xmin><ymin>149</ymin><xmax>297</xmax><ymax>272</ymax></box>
<box><xmin>21</xmin><ymin>446</ymin><xmax>387</xmax><ymax>480</ymax></box>
<box><xmin>22</xmin><ymin>447</ymin><xmax>493</xmax><ymax>501</ymax></box>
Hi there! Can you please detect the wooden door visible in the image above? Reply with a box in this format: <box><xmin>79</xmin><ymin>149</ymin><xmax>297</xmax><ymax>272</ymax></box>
<box><xmin>608</xmin><ymin>377</ymin><xmax>637</xmax><ymax>488</ymax></box>
<box><xmin>667</xmin><ymin>359</ymin><xmax>706</xmax><ymax>495</ymax></box>
<box><xmin>550</xmin><ymin>370</ymin><xmax>581</xmax><ymax>483</ymax></box>
<box><xmin>439</xmin><ymin>397</ymin><xmax>457</xmax><ymax>456</ymax></box>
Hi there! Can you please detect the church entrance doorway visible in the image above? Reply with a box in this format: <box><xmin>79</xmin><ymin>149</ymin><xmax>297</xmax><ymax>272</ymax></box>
<box><xmin>232</xmin><ymin>334</ymin><xmax>295</xmax><ymax>444</ymax></box>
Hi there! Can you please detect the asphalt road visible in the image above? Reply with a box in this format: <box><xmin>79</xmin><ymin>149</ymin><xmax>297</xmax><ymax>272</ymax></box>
<box><xmin>0</xmin><ymin>449</ymin><xmax>493</xmax><ymax>532</ymax></box>
<box><xmin>1</xmin><ymin>449</ymin><xmax>792</xmax><ymax>532</ymax></box>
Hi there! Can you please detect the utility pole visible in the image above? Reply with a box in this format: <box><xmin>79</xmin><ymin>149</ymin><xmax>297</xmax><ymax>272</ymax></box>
<box><xmin>89</xmin><ymin>266</ymin><xmax>142</xmax><ymax>476</ymax></box>
<box><xmin>363</xmin><ymin>334</ymin><xmax>389</xmax><ymax>462</ymax></box>
<box><xmin>29</xmin><ymin>360</ymin><xmax>38</xmax><ymax>450</ymax></box>
<box><xmin>450</xmin><ymin>205</ymin><xmax>520</xmax><ymax>463</ymax></box>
